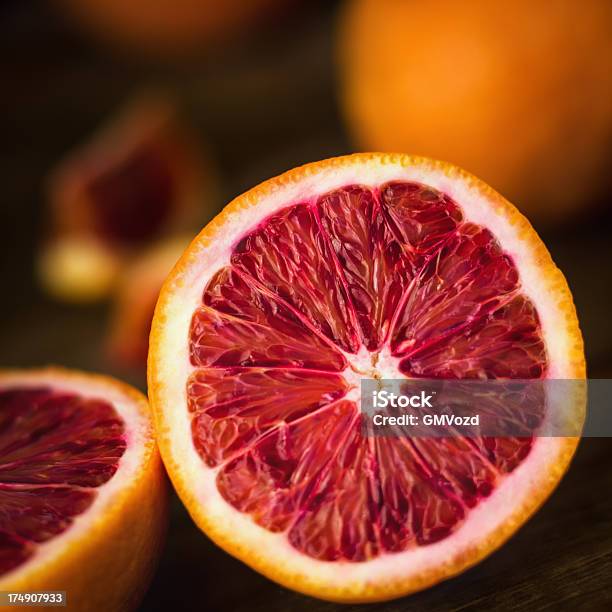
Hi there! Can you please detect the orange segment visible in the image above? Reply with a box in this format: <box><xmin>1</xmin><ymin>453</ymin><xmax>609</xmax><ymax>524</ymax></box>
<box><xmin>188</xmin><ymin>367</ymin><xmax>348</xmax><ymax>466</ymax></box>
<box><xmin>316</xmin><ymin>185</ymin><xmax>412</xmax><ymax>350</ymax></box>
<box><xmin>191</xmin><ymin>266</ymin><xmax>347</xmax><ymax>370</ymax></box>
<box><xmin>231</xmin><ymin>204</ymin><xmax>361</xmax><ymax>353</ymax></box>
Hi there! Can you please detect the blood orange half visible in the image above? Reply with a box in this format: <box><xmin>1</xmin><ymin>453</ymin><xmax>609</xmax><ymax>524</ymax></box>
<box><xmin>0</xmin><ymin>368</ymin><xmax>167</xmax><ymax>611</ymax></box>
<box><xmin>148</xmin><ymin>153</ymin><xmax>585</xmax><ymax>602</ymax></box>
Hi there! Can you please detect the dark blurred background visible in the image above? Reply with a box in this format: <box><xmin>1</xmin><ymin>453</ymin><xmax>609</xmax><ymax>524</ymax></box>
<box><xmin>1</xmin><ymin>1</ymin><xmax>611</xmax><ymax>610</ymax></box>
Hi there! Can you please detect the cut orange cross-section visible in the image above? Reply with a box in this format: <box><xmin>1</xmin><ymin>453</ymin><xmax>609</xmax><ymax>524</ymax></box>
<box><xmin>148</xmin><ymin>153</ymin><xmax>585</xmax><ymax>602</ymax></box>
<box><xmin>0</xmin><ymin>368</ymin><xmax>167</xmax><ymax>611</ymax></box>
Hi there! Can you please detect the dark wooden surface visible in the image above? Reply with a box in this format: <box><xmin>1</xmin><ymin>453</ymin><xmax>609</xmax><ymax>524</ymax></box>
<box><xmin>1</xmin><ymin>2</ymin><xmax>611</xmax><ymax>610</ymax></box>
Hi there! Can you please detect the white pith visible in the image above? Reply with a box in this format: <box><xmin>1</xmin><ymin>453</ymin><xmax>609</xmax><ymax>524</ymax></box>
<box><xmin>152</xmin><ymin>157</ymin><xmax>581</xmax><ymax>594</ymax></box>
<box><xmin>0</xmin><ymin>370</ymin><xmax>152</xmax><ymax>586</ymax></box>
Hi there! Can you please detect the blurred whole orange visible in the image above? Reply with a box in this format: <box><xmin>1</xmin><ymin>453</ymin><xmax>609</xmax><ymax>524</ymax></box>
<box><xmin>338</xmin><ymin>0</ymin><xmax>612</xmax><ymax>223</ymax></box>
<box><xmin>57</xmin><ymin>0</ymin><xmax>289</xmax><ymax>56</ymax></box>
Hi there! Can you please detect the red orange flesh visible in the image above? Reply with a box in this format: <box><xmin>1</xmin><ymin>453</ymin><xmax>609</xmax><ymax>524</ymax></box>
<box><xmin>0</xmin><ymin>368</ymin><xmax>167</xmax><ymax>611</ymax></box>
<box><xmin>149</xmin><ymin>154</ymin><xmax>584</xmax><ymax>601</ymax></box>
